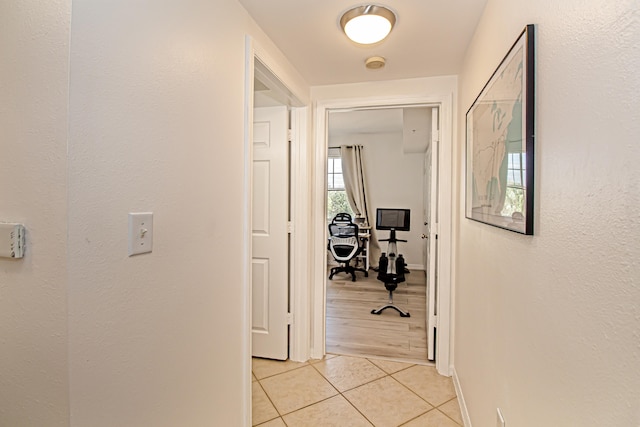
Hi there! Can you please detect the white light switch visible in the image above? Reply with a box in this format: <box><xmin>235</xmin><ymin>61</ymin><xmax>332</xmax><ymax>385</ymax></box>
<box><xmin>0</xmin><ymin>223</ymin><xmax>25</xmax><ymax>259</ymax></box>
<box><xmin>128</xmin><ymin>212</ymin><xmax>153</xmax><ymax>256</ymax></box>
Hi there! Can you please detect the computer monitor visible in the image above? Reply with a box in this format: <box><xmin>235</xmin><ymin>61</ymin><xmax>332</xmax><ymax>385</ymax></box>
<box><xmin>375</xmin><ymin>208</ymin><xmax>410</xmax><ymax>231</ymax></box>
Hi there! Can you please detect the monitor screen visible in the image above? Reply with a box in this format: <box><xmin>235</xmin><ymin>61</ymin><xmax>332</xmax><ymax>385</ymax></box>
<box><xmin>376</xmin><ymin>208</ymin><xmax>410</xmax><ymax>231</ymax></box>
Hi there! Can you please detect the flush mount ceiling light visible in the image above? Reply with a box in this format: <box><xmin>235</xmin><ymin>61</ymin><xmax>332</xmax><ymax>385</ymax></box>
<box><xmin>340</xmin><ymin>5</ymin><xmax>396</xmax><ymax>45</ymax></box>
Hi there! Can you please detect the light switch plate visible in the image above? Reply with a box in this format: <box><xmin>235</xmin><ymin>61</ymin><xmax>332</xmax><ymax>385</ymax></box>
<box><xmin>128</xmin><ymin>212</ymin><xmax>153</xmax><ymax>256</ymax></box>
<box><xmin>0</xmin><ymin>223</ymin><xmax>25</xmax><ymax>259</ymax></box>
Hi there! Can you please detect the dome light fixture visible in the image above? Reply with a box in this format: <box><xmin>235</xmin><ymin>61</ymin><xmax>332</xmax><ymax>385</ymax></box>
<box><xmin>340</xmin><ymin>5</ymin><xmax>396</xmax><ymax>45</ymax></box>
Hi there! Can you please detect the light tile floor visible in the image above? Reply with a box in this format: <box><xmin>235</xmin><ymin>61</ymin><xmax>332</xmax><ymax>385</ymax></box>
<box><xmin>252</xmin><ymin>355</ymin><xmax>463</xmax><ymax>427</ymax></box>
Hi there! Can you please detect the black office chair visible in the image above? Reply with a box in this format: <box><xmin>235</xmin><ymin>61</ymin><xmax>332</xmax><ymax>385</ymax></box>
<box><xmin>328</xmin><ymin>213</ymin><xmax>368</xmax><ymax>282</ymax></box>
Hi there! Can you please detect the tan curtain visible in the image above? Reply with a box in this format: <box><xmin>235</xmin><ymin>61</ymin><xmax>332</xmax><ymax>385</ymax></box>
<box><xmin>340</xmin><ymin>145</ymin><xmax>380</xmax><ymax>267</ymax></box>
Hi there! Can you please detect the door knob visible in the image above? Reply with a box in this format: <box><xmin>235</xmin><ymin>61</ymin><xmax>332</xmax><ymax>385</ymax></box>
<box><xmin>421</xmin><ymin>234</ymin><xmax>428</xmax><ymax>239</ymax></box>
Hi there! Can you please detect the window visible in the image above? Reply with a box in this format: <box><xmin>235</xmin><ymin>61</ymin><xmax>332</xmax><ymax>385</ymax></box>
<box><xmin>327</xmin><ymin>156</ymin><xmax>345</xmax><ymax>190</ymax></box>
<box><xmin>327</xmin><ymin>151</ymin><xmax>354</xmax><ymax>221</ymax></box>
<box><xmin>502</xmin><ymin>151</ymin><xmax>526</xmax><ymax>216</ymax></box>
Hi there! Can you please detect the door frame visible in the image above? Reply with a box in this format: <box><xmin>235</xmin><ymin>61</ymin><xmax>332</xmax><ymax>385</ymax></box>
<box><xmin>311</xmin><ymin>95</ymin><xmax>454</xmax><ymax>376</ymax></box>
<box><xmin>243</xmin><ymin>35</ymin><xmax>311</xmax><ymax>425</ymax></box>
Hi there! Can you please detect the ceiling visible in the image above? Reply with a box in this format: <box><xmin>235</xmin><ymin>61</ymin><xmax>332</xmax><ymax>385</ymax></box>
<box><xmin>239</xmin><ymin>0</ymin><xmax>488</xmax><ymax>86</ymax></box>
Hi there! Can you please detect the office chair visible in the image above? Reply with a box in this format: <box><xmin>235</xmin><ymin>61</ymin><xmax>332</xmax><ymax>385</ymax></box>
<box><xmin>328</xmin><ymin>213</ymin><xmax>368</xmax><ymax>282</ymax></box>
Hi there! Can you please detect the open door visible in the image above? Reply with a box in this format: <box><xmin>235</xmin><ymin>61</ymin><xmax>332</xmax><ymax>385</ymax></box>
<box><xmin>425</xmin><ymin>107</ymin><xmax>439</xmax><ymax>361</ymax></box>
<box><xmin>252</xmin><ymin>105</ymin><xmax>289</xmax><ymax>360</ymax></box>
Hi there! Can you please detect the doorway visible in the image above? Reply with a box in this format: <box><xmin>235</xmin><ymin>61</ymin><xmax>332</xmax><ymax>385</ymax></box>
<box><xmin>244</xmin><ymin>37</ymin><xmax>313</xmax><ymax>427</ymax></box>
<box><xmin>324</xmin><ymin>106</ymin><xmax>438</xmax><ymax>364</ymax></box>
<box><xmin>312</xmin><ymin>95</ymin><xmax>453</xmax><ymax>376</ymax></box>
<box><xmin>245</xmin><ymin>42</ymin><xmax>311</xmax><ymax>364</ymax></box>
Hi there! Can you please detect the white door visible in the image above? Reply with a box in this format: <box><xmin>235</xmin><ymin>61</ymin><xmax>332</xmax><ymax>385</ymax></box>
<box><xmin>252</xmin><ymin>106</ymin><xmax>289</xmax><ymax>360</ymax></box>
<box><xmin>425</xmin><ymin>108</ymin><xmax>439</xmax><ymax>361</ymax></box>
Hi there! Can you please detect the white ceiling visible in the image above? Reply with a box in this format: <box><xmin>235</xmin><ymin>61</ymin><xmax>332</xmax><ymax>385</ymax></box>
<box><xmin>239</xmin><ymin>0</ymin><xmax>488</xmax><ymax>86</ymax></box>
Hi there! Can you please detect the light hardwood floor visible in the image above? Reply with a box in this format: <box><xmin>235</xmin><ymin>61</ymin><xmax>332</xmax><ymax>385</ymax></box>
<box><xmin>326</xmin><ymin>267</ymin><xmax>429</xmax><ymax>364</ymax></box>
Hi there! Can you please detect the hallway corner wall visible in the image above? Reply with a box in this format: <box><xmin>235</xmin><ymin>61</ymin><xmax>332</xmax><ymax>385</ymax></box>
<box><xmin>66</xmin><ymin>1</ymin><xmax>309</xmax><ymax>425</ymax></box>
<box><xmin>0</xmin><ymin>2</ymin><xmax>72</xmax><ymax>426</ymax></box>
<box><xmin>1</xmin><ymin>0</ymin><xmax>310</xmax><ymax>426</ymax></box>
<box><xmin>454</xmin><ymin>1</ymin><xmax>640</xmax><ymax>426</ymax></box>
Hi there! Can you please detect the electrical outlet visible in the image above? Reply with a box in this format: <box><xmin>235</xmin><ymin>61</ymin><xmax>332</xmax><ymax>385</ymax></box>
<box><xmin>128</xmin><ymin>212</ymin><xmax>153</xmax><ymax>256</ymax></box>
<box><xmin>497</xmin><ymin>408</ymin><xmax>506</xmax><ymax>427</ymax></box>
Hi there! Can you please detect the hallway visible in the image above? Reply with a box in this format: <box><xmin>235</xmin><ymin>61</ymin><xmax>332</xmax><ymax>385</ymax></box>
<box><xmin>252</xmin><ymin>355</ymin><xmax>462</xmax><ymax>426</ymax></box>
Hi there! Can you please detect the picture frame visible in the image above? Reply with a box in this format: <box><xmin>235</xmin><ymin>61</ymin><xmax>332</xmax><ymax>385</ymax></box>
<box><xmin>465</xmin><ymin>24</ymin><xmax>535</xmax><ymax>235</ymax></box>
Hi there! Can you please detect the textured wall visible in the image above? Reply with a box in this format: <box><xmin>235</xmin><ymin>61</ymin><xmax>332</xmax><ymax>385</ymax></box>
<box><xmin>455</xmin><ymin>1</ymin><xmax>640</xmax><ymax>426</ymax></box>
<box><xmin>66</xmin><ymin>1</ymin><xmax>307</xmax><ymax>426</ymax></box>
<box><xmin>0</xmin><ymin>0</ymin><xmax>306</xmax><ymax>424</ymax></box>
<box><xmin>0</xmin><ymin>1</ymin><xmax>71</xmax><ymax>426</ymax></box>
<box><xmin>312</xmin><ymin>76</ymin><xmax>458</xmax><ymax>102</ymax></box>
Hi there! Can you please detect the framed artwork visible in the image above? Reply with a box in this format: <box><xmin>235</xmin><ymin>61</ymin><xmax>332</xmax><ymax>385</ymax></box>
<box><xmin>466</xmin><ymin>24</ymin><xmax>535</xmax><ymax>235</ymax></box>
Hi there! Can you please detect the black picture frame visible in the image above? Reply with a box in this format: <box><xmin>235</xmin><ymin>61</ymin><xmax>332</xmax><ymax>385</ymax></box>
<box><xmin>465</xmin><ymin>24</ymin><xmax>535</xmax><ymax>235</ymax></box>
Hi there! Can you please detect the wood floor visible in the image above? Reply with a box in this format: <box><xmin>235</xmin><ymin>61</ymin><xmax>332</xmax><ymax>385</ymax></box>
<box><xmin>326</xmin><ymin>267</ymin><xmax>429</xmax><ymax>364</ymax></box>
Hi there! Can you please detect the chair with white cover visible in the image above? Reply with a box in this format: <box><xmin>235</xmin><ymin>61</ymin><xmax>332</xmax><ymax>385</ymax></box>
<box><xmin>328</xmin><ymin>213</ymin><xmax>368</xmax><ymax>282</ymax></box>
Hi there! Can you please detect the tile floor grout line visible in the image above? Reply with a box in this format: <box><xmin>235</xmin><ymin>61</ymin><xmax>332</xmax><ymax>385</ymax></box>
<box><xmin>339</xmin><ymin>385</ymin><xmax>377</xmax><ymax>427</ymax></box>
<box><xmin>437</xmin><ymin>407</ymin><xmax>464</xmax><ymax>426</ymax></box>
<box><xmin>435</xmin><ymin>396</ymin><xmax>464</xmax><ymax>426</ymax></box>
<box><xmin>310</xmin><ymin>355</ymin><xmax>435</xmax><ymax>427</ymax></box>
<box><xmin>253</xmin><ymin>362</ymin><xmax>309</xmax><ymax>381</ymax></box>
<box><xmin>272</xmin><ymin>358</ymin><xmax>388</xmax><ymax>426</ymax></box>
<box><xmin>397</xmin><ymin>407</ymin><xmax>440</xmax><ymax>427</ymax></box>
<box><xmin>272</xmin><ymin>393</ymin><xmax>339</xmax><ymax>419</ymax></box>
<box><xmin>388</xmin><ymin>371</ymin><xmax>441</xmax><ymax>410</ymax></box>
<box><xmin>253</xmin><ymin>353</ymin><xmax>461</xmax><ymax>426</ymax></box>
<box><xmin>264</xmin><ymin>363</ymin><xmax>343</xmax><ymax>419</ymax></box>
<box><xmin>329</xmin><ymin>350</ymin><xmax>434</xmax><ymax>368</ymax></box>
<box><xmin>316</xmin><ymin>358</ymin><xmax>386</xmax><ymax>427</ymax></box>
<box><xmin>254</xmin><ymin>378</ymin><xmax>284</xmax><ymax>426</ymax></box>
<box><xmin>310</xmin><ymin>355</ymin><xmax>390</xmax><ymax>394</ymax></box>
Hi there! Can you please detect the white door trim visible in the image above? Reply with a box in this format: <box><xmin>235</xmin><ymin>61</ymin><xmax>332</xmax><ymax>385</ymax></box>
<box><xmin>427</xmin><ymin>107</ymin><xmax>440</xmax><ymax>362</ymax></box>
<box><xmin>311</xmin><ymin>94</ymin><xmax>454</xmax><ymax>376</ymax></box>
<box><xmin>243</xmin><ymin>36</ymin><xmax>311</xmax><ymax>425</ymax></box>
<box><xmin>288</xmin><ymin>107</ymin><xmax>311</xmax><ymax>363</ymax></box>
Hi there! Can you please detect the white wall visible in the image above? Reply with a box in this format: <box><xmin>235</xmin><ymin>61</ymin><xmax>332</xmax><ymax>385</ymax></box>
<box><xmin>0</xmin><ymin>2</ymin><xmax>71</xmax><ymax>426</ymax></box>
<box><xmin>312</xmin><ymin>75</ymin><xmax>458</xmax><ymax>103</ymax></box>
<box><xmin>454</xmin><ymin>1</ymin><xmax>640</xmax><ymax>426</ymax></box>
<box><xmin>329</xmin><ymin>132</ymin><xmax>425</xmax><ymax>268</ymax></box>
<box><xmin>1</xmin><ymin>1</ymin><xmax>309</xmax><ymax>426</ymax></box>
<box><xmin>66</xmin><ymin>2</ymin><xmax>307</xmax><ymax>426</ymax></box>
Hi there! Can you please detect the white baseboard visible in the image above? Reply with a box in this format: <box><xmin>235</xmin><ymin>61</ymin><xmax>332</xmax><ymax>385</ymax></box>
<box><xmin>452</xmin><ymin>366</ymin><xmax>472</xmax><ymax>427</ymax></box>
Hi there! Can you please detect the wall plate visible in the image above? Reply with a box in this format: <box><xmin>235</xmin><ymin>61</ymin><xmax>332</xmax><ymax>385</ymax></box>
<box><xmin>128</xmin><ymin>213</ymin><xmax>153</xmax><ymax>256</ymax></box>
<box><xmin>0</xmin><ymin>223</ymin><xmax>25</xmax><ymax>259</ymax></box>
